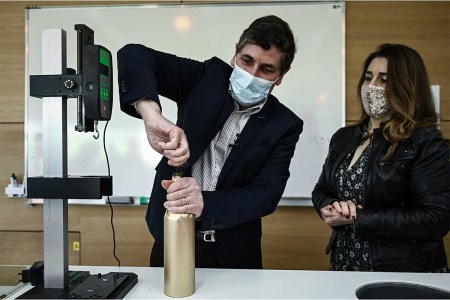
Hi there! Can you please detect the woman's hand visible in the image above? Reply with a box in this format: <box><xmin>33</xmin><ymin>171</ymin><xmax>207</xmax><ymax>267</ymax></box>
<box><xmin>320</xmin><ymin>200</ymin><xmax>363</xmax><ymax>227</ymax></box>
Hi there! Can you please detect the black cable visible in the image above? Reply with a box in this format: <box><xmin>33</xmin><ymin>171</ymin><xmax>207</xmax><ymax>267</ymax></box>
<box><xmin>103</xmin><ymin>120</ymin><xmax>121</xmax><ymax>267</ymax></box>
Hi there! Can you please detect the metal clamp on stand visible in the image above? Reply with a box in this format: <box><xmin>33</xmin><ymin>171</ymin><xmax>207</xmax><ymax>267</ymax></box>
<box><xmin>30</xmin><ymin>73</ymin><xmax>82</xmax><ymax>99</ymax></box>
<box><xmin>27</xmin><ymin>176</ymin><xmax>112</xmax><ymax>199</ymax></box>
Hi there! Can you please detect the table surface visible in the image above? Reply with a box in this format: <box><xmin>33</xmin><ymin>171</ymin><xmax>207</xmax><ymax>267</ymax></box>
<box><xmin>6</xmin><ymin>265</ymin><xmax>450</xmax><ymax>299</ymax></box>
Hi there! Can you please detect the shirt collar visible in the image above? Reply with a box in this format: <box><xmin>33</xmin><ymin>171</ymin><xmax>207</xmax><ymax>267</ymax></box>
<box><xmin>232</xmin><ymin>98</ymin><xmax>265</xmax><ymax>114</ymax></box>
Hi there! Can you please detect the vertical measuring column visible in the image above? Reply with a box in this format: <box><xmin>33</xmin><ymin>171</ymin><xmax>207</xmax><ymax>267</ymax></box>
<box><xmin>42</xmin><ymin>29</ymin><xmax>68</xmax><ymax>289</ymax></box>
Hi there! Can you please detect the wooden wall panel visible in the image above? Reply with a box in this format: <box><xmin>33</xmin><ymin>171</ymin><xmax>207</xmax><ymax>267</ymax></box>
<box><xmin>0</xmin><ymin>199</ymin><xmax>43</xmax><ymax>231</ymax></box>
<box><xmin>0</xmin><ymin>231</ymin><xmax>80</xmax><ymax>265</ymax></box>
<box><xmin>0</xmin><ymin>3</ymin><xmax>25</xmax><ymax>123</ymax></box>
<box><xmin>0</xmin><ymin>198</ymin><xmax>81</xmax><ymax>233</ymax></box>
<box><xmin>78</xmin><ymin>205</ymin><xmax>153</xmax><ymax>266</ymax></box>
<box><xmin>441</xmin><ymin>122</ymin><xmax>450</xmax><ymax>142</ymax></box>
<box><xmin>262</xmin><ymin>206</ymin><xmax>331</xmax><ymax>270</ymax></box>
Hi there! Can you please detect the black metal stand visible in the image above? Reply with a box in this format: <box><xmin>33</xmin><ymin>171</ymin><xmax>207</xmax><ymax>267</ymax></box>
<box><xmin>17</xmin><ymin>271</ymin><xmax>138</xmax><ymax>299</ymax></box>
<box><xmin>25</xmin><ymin>24</ymin><xmax>137</xmax><ymax>298</ymax></box>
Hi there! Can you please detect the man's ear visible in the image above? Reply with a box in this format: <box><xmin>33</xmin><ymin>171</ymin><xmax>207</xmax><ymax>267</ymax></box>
<box><xmin>275</xmin><ymin>66</ymin><xmax>290</xmax><ymax>86</ymax></box>
<box><xmin>230</xmin><ymin>43</ymin><xmax>239</xmax><ymax>65</ymax></box>
<box><xmin>230</xmin><ymin>54</ymin><xmax>236</xmax><ymax>66</ymax></box>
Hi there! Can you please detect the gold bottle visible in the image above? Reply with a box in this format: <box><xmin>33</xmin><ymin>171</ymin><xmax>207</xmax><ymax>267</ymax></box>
<box><xmin>164</xmin><ymin>172</ymin><xmax>195</xmax><ymax>297</ymax></box>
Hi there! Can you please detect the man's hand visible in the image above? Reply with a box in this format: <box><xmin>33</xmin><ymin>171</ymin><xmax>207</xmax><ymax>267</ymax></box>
<box><xmin>162</xmin><ymin>177</ymin><xmax>204</xmax><ymax>218</ymax></box>
<box><xmin>136</xmin><ymin>100</ymin><xmax>190</xmax><ymax>166</ymax></box>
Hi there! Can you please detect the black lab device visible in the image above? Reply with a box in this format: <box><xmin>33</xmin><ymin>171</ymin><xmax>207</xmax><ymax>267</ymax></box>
<box><xmin>29</xmin><ymin>24</ymin><xmax>113</xmax><ymax>133</ymax></box>
<box><xmin>83</xmin><ymin>45</ymin><xmax>113</xmax><ymax>121</ymax></box>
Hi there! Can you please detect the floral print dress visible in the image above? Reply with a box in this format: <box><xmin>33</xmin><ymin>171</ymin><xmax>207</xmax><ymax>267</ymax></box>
<box><xmin>330</xmin><ymin>142</ymin><xmax>372</xmax><ymax>271</ymax></box>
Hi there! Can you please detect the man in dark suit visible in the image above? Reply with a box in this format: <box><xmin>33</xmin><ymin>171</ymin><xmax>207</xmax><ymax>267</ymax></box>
<box><xmin>117</xmin><ymin>15</ymin><xmax>303</xmax><ymax>269</ymax></box>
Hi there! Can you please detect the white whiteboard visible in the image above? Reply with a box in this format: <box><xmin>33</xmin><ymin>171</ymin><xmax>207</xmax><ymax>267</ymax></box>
<box><xmin>25</xmin><ymin>2</ymin><xmax>345</xmax><ymax>199</ymax></box>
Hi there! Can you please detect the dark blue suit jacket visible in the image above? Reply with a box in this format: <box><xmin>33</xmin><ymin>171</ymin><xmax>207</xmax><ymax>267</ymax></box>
<box><xmin>118</xmin><ymin>44</ymin><xmax>303</xmax><ymax>268</ymax></box>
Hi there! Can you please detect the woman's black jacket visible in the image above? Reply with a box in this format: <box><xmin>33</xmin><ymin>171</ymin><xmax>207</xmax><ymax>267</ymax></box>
<box><xmin>312</xmin><ymin>121</ymin><xmax>450</xmax><ymax>272</ymax></box>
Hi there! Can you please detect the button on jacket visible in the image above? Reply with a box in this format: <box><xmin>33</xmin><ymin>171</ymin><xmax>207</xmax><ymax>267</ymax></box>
<box><xmin>312</xmin><ymin>121</ymin><xmax>450</xmax><ymax>272</ymax></box>
<box><xmin>118</xmin><ymin>44</ymin><xmax>303</xmax><ymax>269</ymax></box>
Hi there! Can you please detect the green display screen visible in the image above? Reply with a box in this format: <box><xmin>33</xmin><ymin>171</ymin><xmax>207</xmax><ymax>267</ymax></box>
<box><xmin>99</xmin><ymin>48</ymin><xmax>110</xmax><ymax>77</ymax></box>
<box><xmin>100</xmin><ymin>48</ymin><xmax>110</xmax><ymax>67</ymax></box>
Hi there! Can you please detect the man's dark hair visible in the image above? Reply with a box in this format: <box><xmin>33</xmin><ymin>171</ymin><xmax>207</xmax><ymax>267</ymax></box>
<box><xmin>236</xmin><ymin>15</ymin><xmax>297</xmax><ymax>73</ymax></box>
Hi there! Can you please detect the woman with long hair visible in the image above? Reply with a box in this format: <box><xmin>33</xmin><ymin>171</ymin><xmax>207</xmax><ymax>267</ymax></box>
<box><xmin>312</xmin><ymin>44</ymin><xmax>450</xmax><ymax>272</ymax></box>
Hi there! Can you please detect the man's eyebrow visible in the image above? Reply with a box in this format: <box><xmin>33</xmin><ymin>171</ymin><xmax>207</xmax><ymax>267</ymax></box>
<box><xmin>240</xmin><ymin>54</ymin><xmax>278</xmax><ymax>70</ymax></box>
<box><xmin>240</xmin><ymin>54</ymin><xmax>253</xmax><ymax>60</ymax></box>
<box><xmin>261</xmin><ymin>63</ymin><xmax>276</xmax><ymax>70</ymax></box>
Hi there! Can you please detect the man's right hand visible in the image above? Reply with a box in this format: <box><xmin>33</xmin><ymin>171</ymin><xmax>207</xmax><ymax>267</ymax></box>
<box><xmin>136</xmin><ymin>100</ymin><xmax>190</xmax><ymax>166</ymax></box>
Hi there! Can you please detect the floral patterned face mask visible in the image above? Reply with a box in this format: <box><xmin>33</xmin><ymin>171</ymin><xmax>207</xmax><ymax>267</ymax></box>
<box><xmin>361</xmin><ymin>84</ymin><xmax>392</xmax><ymax>119</ymax></box>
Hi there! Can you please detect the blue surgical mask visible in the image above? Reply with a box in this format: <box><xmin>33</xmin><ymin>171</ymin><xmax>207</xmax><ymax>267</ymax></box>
<box><xmin>229</xmin><ymin>60</ymin><xmax>278</xmax><ymax>107</ymax></box>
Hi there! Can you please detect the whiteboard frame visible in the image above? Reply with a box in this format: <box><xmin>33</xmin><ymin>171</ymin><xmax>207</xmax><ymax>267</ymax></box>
<box><xmin>24</xmin><ymin>1</ymin><xmax>345</xmax><ymax>204</ymax></box>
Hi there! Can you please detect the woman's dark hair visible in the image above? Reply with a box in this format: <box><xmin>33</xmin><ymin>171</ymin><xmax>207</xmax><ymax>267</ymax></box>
<box><xmin>357</xmin><ymin>43</ymin><xmax>438</xmax><ymax>159</ymax></box>
<box><xmin>236</xmin><ymin>15</ymin><xmax>297</xmax><ymax>73</ymax></box>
